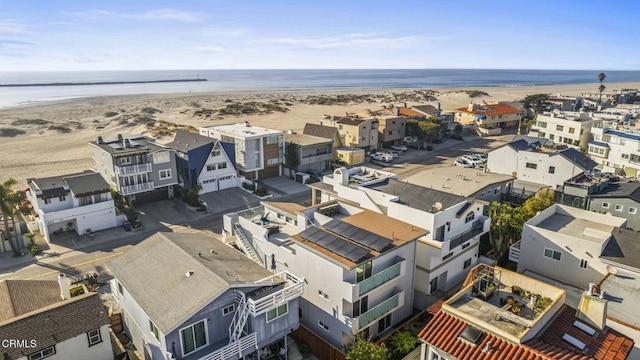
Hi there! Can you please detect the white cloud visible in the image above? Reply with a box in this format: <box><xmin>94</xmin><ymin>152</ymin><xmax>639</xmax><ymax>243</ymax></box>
<box><xmin>62</xmin><ymin>8</ymin><xmax>203</xmax><ymax>22</ymax></box>
<box><xmin>258</xmin><ymin>32</ymin><xmax>436</xmax><ymax>50</ymax></box>
<box><xmin>0</xmin><ymin>20</ymin><xmax>31</xmax><ymax>36</ymax></box>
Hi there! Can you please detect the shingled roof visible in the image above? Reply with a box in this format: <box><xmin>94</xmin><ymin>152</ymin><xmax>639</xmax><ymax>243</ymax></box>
<box><xmin>0</xmin><ymin>292</ymin><xmax>108</xmax><ymax>360</ymax></box>
<box><xmin>419</xmin><ymin>306</ymin><xmax>633</xmax><ymax>360</ymax></box>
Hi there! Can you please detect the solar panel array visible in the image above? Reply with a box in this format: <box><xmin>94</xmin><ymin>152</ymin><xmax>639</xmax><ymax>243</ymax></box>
<box><xmin>298</xmin><ymin>227</ymin><xmax>370</xmax><ymax>263</ymax></box>
<box><xmin>323</xmin><ymin>219</ymin><xmax>392</xmax><ymax>252</ymax></box>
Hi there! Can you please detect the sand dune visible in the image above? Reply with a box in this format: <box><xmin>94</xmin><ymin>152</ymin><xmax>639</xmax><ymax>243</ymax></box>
<box><xmin>1</xmin><ymin>81</ymin><xmax>639</xmax><ymax>183</ymax></box>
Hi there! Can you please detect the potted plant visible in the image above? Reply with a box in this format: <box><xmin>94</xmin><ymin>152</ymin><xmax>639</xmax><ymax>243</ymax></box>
<box><xmin>511</xmin><ymin>285</ymin><xmax>521</xmax><ymax>295</ymax></box>
<box><xmin>511</xmin><ymin>302</ymin><xmax>521</xmax><ymax>315</ymax></box>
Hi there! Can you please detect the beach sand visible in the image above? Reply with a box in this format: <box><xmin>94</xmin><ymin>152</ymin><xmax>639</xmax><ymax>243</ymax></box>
<box><xmin>1</xmin><ymin>81</ymin><xmax>639</xmax><ymax>183</ymax></box>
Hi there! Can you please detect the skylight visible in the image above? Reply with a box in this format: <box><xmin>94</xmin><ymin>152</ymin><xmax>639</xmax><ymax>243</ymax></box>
<box><xmin>562</xmin><ymin>333</ymin><xmax>586</xmax><ymax>352</ymax></box>
<box><xmin>573</xmin><ymin>320</ymin><xmax>596</xmax><ymax>336</ymax></box>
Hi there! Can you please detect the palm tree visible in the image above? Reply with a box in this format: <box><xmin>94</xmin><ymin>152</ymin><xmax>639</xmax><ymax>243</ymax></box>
<box><xmin>0</xmin><ymin>178</ymin><xmax>25</xmax><ymax>256</ymax></box>
<box><xmin>598</xmin><ymin>72</ymin><xmax>607</xmax><ymax>105</ymax></box>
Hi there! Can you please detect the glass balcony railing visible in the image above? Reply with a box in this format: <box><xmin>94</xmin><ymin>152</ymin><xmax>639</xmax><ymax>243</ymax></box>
<box><xmin>115</xmin><ymin>162</ymin><xmax>152</xmax><ymax>176</ymax></box>
<box><xmin>358</xmin><ymin>261</ymin><xmax>402</xmax><ymax>296</ymax></box>
<box><xmin>356</xmin><ymin>293</ymin><xmax>400</xmax><ymax>330</ymax></box>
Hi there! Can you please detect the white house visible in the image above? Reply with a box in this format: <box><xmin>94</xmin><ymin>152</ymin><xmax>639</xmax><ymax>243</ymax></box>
<box><xmin>26</xmin><ymin>171</ymin><xmax>120</xmax><ymax>243</ymax></box>
<box><xmin>530</xmin><ymin>110</ymin><xmax>603</xmax><ymax>149</ymax></box>
<box><xmin>165</xmin><ymin>129</ymin><xmax>240</xmax><ymax>194</ymax></box>
<box><xmin>486</xmin><ymin>136</ymin><xmax>598</xmax><ymax>188</ymax></box>
<box><xmin>307</xmin><ymin>167</ymin><xmax>490</xmax><ymax>308</ymax></box>
<box><xmin>0</xmin><ymin>277</ymin><xmax>111</xmax><ymax>360</ymax></box>
<box><xmin>589</xmin><ymin>121</ymin><xmax>640</xmax><ymax>178</ymax></box>
<box><xmin>224</xmin><ymin>199</ymin><xmax>426</xmax><ymax>350</ymax></box>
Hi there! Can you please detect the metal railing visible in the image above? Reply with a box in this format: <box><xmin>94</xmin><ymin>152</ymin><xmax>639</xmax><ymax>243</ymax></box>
<box><xmin>199</xmin><ymin>332</ymin><xmax>257</xmax><ymax>360</ymax></box>
<box><xmin>115</xmin><ymin>162</ymin><xmax>152</xmax><ymax>176</ymax></box>
<box><xmin>233</xmin><ymin>222</ymin><xmax>263</xmax><ymax>266</ymax></box>
<box><xmin>246</xmin><ymin>271</ymin><xmax>305</xmax><ymax>316</ymax></box>
<box><xmin>120</xmin><ymin>181</ymin><xmax>154</xmax><ymax>195</ymax></box>
<box><xmin>509</xmin><ymin>240</ymin><xmax>521</xmax><ymax>263</ymax></box>
<box><xmin>358</xmin><ymin>261</ymin><xmax>402</xmax><ymax>296</ymax></box>
<box><xmin>449</xmin><ymin>218</ymin><xmax>487</xmax><ymax>250</ymax></box>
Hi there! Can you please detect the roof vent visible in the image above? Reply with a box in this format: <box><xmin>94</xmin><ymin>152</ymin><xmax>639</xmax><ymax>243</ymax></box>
<box><xmin>185</xmin><ymin>271</ymin><xmax>194</xmax><ymax>278</ymax></box>
<box><xmin>460</xmin><ymin>325</ymin><xmax>483</xmax><ymax>345</ymax></box>
<box><xmin>482</xmin><ymin>341</ymin><xmax>492</xmax><ymax>353</ymax></box>
<box><xmin>573</xmin><ymin>320</ymin><xmax>596</xmax><ymax>336</ymax></box>
<box><xmin>562</xmin><ymin>333</ymin><xmax>587</xmax><ymax>353</ymax></box>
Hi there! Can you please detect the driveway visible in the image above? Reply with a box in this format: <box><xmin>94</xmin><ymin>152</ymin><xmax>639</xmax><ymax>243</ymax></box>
<box><xmin>258</xmin><ymin>176</ymin><xmax>310</xmax><ymax>196</ymax></box>
<box><xmin>199</xmin><ymin>187</ymin><xmax>261</xmax><ymax>214</ymax></box>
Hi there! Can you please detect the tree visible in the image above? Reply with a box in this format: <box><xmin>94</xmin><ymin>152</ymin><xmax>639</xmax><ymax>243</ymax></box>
<box><xmin>453</xmin><ymin>123</ymin><xmax>463</xmax><ymax>135</ymax></box>
<box><xmin>389</xmin><ymin>331</ymin><xmax>419</xmax><ymax>357</ymax></box>
<box><xmin>522</xmin><ymin>94</ymin><xmax>550</xmax><ymax>114</ymax></box>
<box><xmin>598</xmin><ymin>72</ymin><xmax>607</xmax><ymax>105</ymax></box>
<box><xmin>345</xmin><ymin>335</ymin><xmax>389</xmax><ymax>360</ymax></box>
<box><xmin>285</xmin><ymin>142</ymin><xmax>300</xmax><ymax>170</ymax></box>
<box><xmin>0</xmin><ymin>178</ymin><xmax>26</xmax><ymax>256</ymax></box>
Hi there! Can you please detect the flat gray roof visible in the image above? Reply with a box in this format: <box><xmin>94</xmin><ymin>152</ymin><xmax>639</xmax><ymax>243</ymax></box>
<box><xmin>286</xmin><ymin>133</ymin><xmax>333</xmax><ymax>147</ymax></box>
<box><xmin>536</xmin><ymin>214</ymin><xmax>614</xmax><ymax>244</ymax></box>
<box><xmin>364</xmin><ymin>178</ymin><xmax>468</xmax><ymax>213</ymax></box>
<box><xmin>403</xmin><ymin>167</ymin><xmax>514</xmax><ymax>197</ymax></box>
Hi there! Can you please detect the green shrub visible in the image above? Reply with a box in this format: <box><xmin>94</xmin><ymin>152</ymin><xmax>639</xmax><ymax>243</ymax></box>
<box><xmin>0</xmin><ymin>127</ymin><xmax>26</xmax><ymax>137</ymax></box>
<box><xmin>29</xmin><ymin>244</ymin><xmax>40</xmax><ymax>256</ymax></box>
<box><xmin>10</xmin><ymin>119</ymin><xmax>51</xmax><ymax>126</ymax></box>
<box><xmin>389</xmin><ymin>331</ymin><xmax>419</xmax><ymax>356</ymax></box>
<box><xmin>70</xmin><ymin>286</ymin><xmax>85</xmax><ymax>297</ymax></box>
<box><xmin>104</xmin><ymin>111</ymin><xmax>119</xmax><ymax>117</ymax></box>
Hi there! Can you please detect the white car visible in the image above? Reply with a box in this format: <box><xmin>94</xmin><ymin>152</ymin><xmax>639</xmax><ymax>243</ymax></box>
<box><xmin>380</xmin><ymin>150</ymin><xmax>399</xmax><ymax>158</ymax></box>
<box><xmin>453</xmin><ymin>158</ymin><xmax>473</xmax><ymax>168</ymax></box>
<box><xmin>391</xmin><ymin>144</ymin><xmax>408</xmax><ymax>151</ymax></box>
<box><xmin>474</xmin><ymin>153</ymin><xmax>488</xmax><ymax>161</ymax></box>
<box><xmin>371</xmin><ymin>153</ymin><xmax>393</xmax><ymax>162</ymax></box>
<box><xmin>461</xmin><ymin>155</ymin><xmax>485</xmax><ymax>167</ymax></box>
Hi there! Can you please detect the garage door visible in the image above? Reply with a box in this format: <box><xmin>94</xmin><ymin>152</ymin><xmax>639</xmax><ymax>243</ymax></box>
<box><xmin>200</xmin><ymin>179</ymin><xmax>218</xmax><ymax>194</ymax></box>
<box><xmin>218</xmin><ymin>176</ymin><xmax>236</xmax><ymax>190</ymax></box>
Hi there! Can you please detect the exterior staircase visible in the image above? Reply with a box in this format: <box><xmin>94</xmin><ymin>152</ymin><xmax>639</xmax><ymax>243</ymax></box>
<box><xmin>233</xmin><ymin>222</ymin><xmax>264</xmax><ymax>266</ymax></box>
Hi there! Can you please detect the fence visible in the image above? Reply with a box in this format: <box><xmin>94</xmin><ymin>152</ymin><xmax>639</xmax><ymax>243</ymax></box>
<box><xmin>292</xmin><ymin>324</ymin><xmax>345</xmax><ymax>360</ymax></box>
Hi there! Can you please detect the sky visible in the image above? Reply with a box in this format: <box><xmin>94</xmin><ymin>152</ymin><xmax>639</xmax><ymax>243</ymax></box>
<box><xmin>0</xmin><ymin>0</ymin><xmax>638</xmax><ymax>71</ymax></box>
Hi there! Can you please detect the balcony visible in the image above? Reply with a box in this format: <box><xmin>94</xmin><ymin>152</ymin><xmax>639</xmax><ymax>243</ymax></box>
<box><xmin>508</xmin><ymin>240</ymin><xmax>521</xmax><ymax>263</ymax></box>
<box><xmin>199</xmin><ymin>332</ymin><xmax>257</xmax><ymax>360</ymax></box>
<box><xmin>121</xmin><ymin>181</ymin><xmax>154</xmax><ymax>195</ymax></box>
<box><xmin>246</xmin><ymin>271</ymin><xmax>305</xmax><ymax>316</ymax></box>
<box><xmin>357</xmin><ymin>260</ymin><xmax>403</xmax><ymax>297</ymax></box>
<box><xmin>115</xmin><ymin>162</ymin><xmax>152</xmax><ymax>176</ymax></box>
<box><xmin>448</xmin><ymin>217</ymin><xmax>488</xmax><ymax>251</ymax></box>
<box><xmin>300</xmin><ymin>152</ymin><xmax>333</xmax><ymax>165</ymax></box>
<box><xmin>352</xmin><ymin>292</ymin><xmax>401</xmax><ymax>331</ymax></box>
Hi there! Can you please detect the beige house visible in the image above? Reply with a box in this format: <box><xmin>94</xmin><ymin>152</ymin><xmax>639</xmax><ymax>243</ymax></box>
<box><xmin>336</xmin><ymin>117</ymin><xmax>379</xmax><ymax>151</ymax></box>
<box><xmin>455</xmin><ymin>102</ymin><xmax>521</xmax><ymax>128</ymax></box>
<box><xmin>335</xmin><ymin>147</ymin><xmax>365</xmax><ymax>165</ymax></box>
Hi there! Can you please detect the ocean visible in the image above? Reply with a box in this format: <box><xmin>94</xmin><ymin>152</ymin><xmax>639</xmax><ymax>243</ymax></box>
<box><xmin>1</xmin><ymin>69</ymin><xmax>640</xmax><ymax>108</ymax></box>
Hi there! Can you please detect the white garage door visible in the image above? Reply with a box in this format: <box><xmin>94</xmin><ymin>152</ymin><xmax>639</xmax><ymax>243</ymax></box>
<box><xmin>218</xmin><ymin>176</ymin><xmax>236</xmax><ymax>190</ymax></box>
<box><xmin>200</xmin><ymin>179</ymin><xmax>218</xmax><ymax>193</ymax></box>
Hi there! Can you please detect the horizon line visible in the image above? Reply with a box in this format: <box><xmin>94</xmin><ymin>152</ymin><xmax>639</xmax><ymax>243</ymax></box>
<box><xmin>1</xmin><ymin>68</ymin><xmax>638</xmax><ymax>73</ymax></box>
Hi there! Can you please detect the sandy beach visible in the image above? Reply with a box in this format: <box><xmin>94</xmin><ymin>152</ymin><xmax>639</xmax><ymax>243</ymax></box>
<box><xmin>1</xmin><ymin>81</ymin><xmax>639</xmax><ymax>183</ymax></box>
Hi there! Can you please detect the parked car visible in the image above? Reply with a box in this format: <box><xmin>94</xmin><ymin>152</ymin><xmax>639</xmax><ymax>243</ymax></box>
<box><xmin>474</xmin><ymin>153</ymin><xmax>488</xmax><ymax>161</ymax></box>
<box><xmin>391</xmin><ymin>144</ymin><xmax>408</xmax><ymax>151</ymax></box>
<box><xmin>453</xmin><ymin>158</ymin><xmax>473</xmax><ymax>168</ymax></box>
<box><xmin>371</xmin><ymin>152</ymin><xmax>393</xmax><ymax>162</ymax></box>
<box><xmin>305</xmin><ymin>170</ymin><xmax>324</xmax><ymax>182</ymax></box>
<box><xmin>461</xmin><ymin>155</ymin><xmax>485</xmax><ymax>168</ymax></box>
<box><xmin>380</xmin><ymin>150</ymin><xmax>399</xmax><ymax>158</ymax></box>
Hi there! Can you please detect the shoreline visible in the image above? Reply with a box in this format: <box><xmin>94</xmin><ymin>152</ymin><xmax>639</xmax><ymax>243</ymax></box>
<box><xmin>0</xmin><ymin>78</ymin><xmax>207</xmax><ymax>88</ymax></box>
<box><xmin>1</xmin><ymin>80</ymin><xmax>639</xmax><ymax>183</ymax></box>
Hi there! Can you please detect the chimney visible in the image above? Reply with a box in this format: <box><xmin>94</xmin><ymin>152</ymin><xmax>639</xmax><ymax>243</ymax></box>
<box><xmin>467</xmin><ymin>103</ymin><xmax>474</xmax><ymax>112</ymax></box>
<box><xmin>403</xmin><ymin>102</ymin><xmax>407</xmax><ymax>108</ymax></box>
<box><xmin>97</xmin><ymin>136</ymin><xmax>104</xmax><ymax>144</ymax></box>
<box><xmin>117</xmin><ymin>134</ymin><xmax>123</xmax><ymax>142</ymax></box>
<box><xmin>394</xmin><ymin>107</ymin><xmax>400</xmax><ymax>116</ymax></box>
<box><xmin>124</xmin><ymin>139</ymin><xmax>131</xmax><ymax>148</ymax></box>
<box><xmin>320</xmin><ymin>121</ymin><xmax>323</xmax><ymax>126</ymax></box>
<box><xmin>437</xmin><ymin>102</ymin><xmax>441</xmax><ymax>111</ymax></box>
<box><xmin>244</xmin><ymin>121</ymin><xmax>250</xmax><ymax>127</ymax></box>
<box><xmin>576</xmin><ymin>289</ymin><xmax>608</xmax><ymax>330</ymax></box>
<box><xmin>58</xmin><ymin>273</ymin><xmax>71</xmax><ymax>300</ymax></box>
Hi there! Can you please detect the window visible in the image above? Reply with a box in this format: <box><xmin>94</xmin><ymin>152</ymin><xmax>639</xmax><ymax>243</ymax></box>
<box><xmin>378</xmin><ymin>314</ymin><xmax>392</xmax><ymax>333</ymax></box>
<box><xmin>267</xmin><ymin>304</ymin><xmax>288</xmax><ymax>322</ymax></box>
<box><xmin>465</xmin><ymin>212</ymin><xmax>475</xmax><ymax>223</ymax></box>
<box><xmin>266</xmin><ymin>135</ymin><xmax>282</xmax><ymax>144</ymax></box>
<box><xmin>544</xmin><ymin>248</ymin><xmax>562</xmax><ymax>261</ymax></box>
<box><xmin>434</xmin><ymin>225</ymin><xmax>445</xmax><ymax>241</ymax></box>
<box><xmin>356</xmin><ymin>261</ymin><xmax>372</xmax><ymax>282</ymax></box>
<box><xmin>206</xmin><ymin>164</ymin><xmax>216</xmax><ymax>171</ymax></box>
<box><xmin>622</xmin><ymin>154</ymin><xmax>630</xmax><ymax>160</ymax></box>
<box><xmin>149</xmin><ymin>320</ymin><xmax>160</xmax><ymax>340</ymax></box>
<box><xmin>180</xmin><ymin>320</ymin><xmax>208</xmax><ymax>356</ymax></box>
<box><xmin>602</xmin><ymin>202</ymin><xmax>610</xmax><ymax>209</ymax></box>
<box><xmin>217</xmin><ymin>162</ymin><xmax>227</xmax><ymax>169</ymax></box>
<box><xmin>28</xmin><ymin>346</ymin><xmax>56</xmax><ymax>360</ymax></box>
<box><xmin>353</xmin><ymin>296</ymin><xmax>368</xmax><ymax>317</ymax></box>
<box><xmin>117</xmin><ymin>282</ymin><xmax>124</xmax><ymax>296</ymax></box>
<box><xmin>463</xmin><ymin>258</ymin><xmax>472</xmax><ymax>269</ymax></box>
<box><xmin>159</xmin><ymin>169</ymin><xmax>171</xmax><ymax>179</ymax></box>
<box><xmin>267</xmin><ymin>157</ymin><xmax>280</xmax><ymax>165</ymax></box>
<box><xmin>629</xmin><ymin>207</ymin><xmax>637</xmax><ymax>214</ymax></box>
<box><xmin>442</xmin><ymin>252</ymin><xmax>453</xmax><ymax>261</ymax></box>
<box><xmin>87</xmin><ymin>328</ymin><xmax>103</xmax><ymax>346</ymax></box>
<box><xmin>556</xmin><ymin>125</ymin><xmax>564</xmax><ymax>131</ymax></box>
<box><xmin>318</xmin><ymin>320</ymin><xmax>330</xmax><ymax>331</ymax></box>
<box><xmin>525</xmin><ymin>162</ymin><xmax>537</xmax><ymax>169</ymax></box>
<box><xmin>222</xmin><ymin>304</ymin><xmax>235</xmax><ymax>316</ymax></box>
<box><xmin>121</xmin><ymin>156</ymin><xmax>132</xmax><ymax>165</ymax></box>
<box><xmin>614</xmin><ymin>204</ymin><xmax>623</xmax><ymax>211</ymax></box>
<box><xmin>494</xmin><ymin>188</ymin><xmax>499</xmax><ymax>195</ymax></box>
<box><xmin>579</xmin><ymin>259</ymin><xmax>588</xmax><ymax>269</ymax></box>
<box><xmin>568</xmin><ymin>127</ymin><xmax>575</xmax><ymax>134</ymax></box>
<box><xmin>211</xmin><ymin>150</ymin><xmax>221</xmax><ymax>157</ymax></box>
<box><xmin>549</xmin><ymin>166</ymin><xmax>555</xmax><ymax>174</ymax></box>
<box><xmin>537</xmin><ymin>121</ymin><xmax>547</xmax><ymax>128</ymax></box>
<box><xmin>153</xmin><ymin>152</ymin><xmax>170</xmax><ymax>164</ymax></box>
<box><xmin>431</xmin><ymin>352</ymin><xmax>441</xmax><ymax>360</ymax></box>
<box><xmin>318</xmin><ymin>290</ymin><xmax>329</xmax><ymax>300</ymax></box>
<box><xmin>44</xmin><ymin>198</ymin><xmax>51</xmax><ymax>205</ymax></box>
<box><xmin>388</xmin><ymin>131</ymin><xmax>392</xmax><ymax>135</ymax></box>
<box><xmin>59</xmin><ymin>195</ymin><xmax>66</xmax><ymax>201</ymax></box>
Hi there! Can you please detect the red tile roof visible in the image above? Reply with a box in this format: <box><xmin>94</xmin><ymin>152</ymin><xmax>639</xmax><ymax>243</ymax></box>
<box><xmin>456</xmin><ymin>103</ymin><xmax>521</xmax><ymax>116</ymax></box>
<box><xmin>419</xmin><ymin>306</ymin><xmax>633</xmax><ymax>360</ymax></box>
<box><xmin>398</xmin><ymin>107</ymin><xmax>425</xmax><ymax>117</ymax></box>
